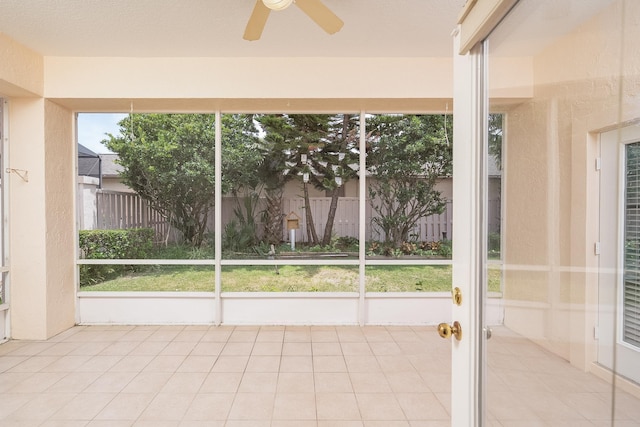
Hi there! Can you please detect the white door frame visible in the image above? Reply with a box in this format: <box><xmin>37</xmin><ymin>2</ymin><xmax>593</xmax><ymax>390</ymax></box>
<box><xmin>451</xmin><ymin>29</ymin><xmax>487</xmax><ymax>427</ymax></box>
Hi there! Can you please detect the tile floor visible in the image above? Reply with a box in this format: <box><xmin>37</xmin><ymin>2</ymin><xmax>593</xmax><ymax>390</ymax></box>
<box><xmin>0</xmin><ymin>324</ymin><xmax>637</xmax><ymax>426</ymax></box>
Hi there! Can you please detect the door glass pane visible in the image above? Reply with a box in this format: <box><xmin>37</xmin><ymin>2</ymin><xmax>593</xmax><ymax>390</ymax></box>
<box><xmin>485</xmin><ymin>0</ymin><xmax>640</xmax><ymax>424</ymax></box>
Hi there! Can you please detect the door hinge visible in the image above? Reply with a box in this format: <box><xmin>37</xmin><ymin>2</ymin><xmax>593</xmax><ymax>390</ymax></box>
<box><xmin>595</xmin><ymin>157</ymin><xmax>601</xmax><ymax>171</ymax></box>
<box><xmin>594</xmin><ymin>242</ymin><xmax>601</xmax><ymax>255</ymax></box>
<box><xmin>594</xmin><ymin>326</ymin><xmax>599</xmax><ymax>340</ymax></box>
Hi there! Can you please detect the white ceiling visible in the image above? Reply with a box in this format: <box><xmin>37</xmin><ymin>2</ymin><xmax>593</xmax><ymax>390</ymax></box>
<box><xmin>0</xmin><ymin>0</ymin><xmax>467</xmax><ymax>58</ymax></box>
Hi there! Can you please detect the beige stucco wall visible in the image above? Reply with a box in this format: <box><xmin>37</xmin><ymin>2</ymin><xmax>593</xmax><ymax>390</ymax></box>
<box><xmin>0</xmin><ymin>32</ymin><xmax>43</xmax><ymax>97</ymax></box>
<box><xmin>9</xmin><ymin>98</ymin><xmax>75</xmax><ymax>339</ymax></box>
<box><xmin>500</xmin><ymin>0</ymin><xmax>640</xmax><ymax>369</ymax></box>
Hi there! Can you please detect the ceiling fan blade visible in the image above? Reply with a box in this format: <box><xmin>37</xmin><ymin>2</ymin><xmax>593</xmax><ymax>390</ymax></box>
<box><xmin>243</xmin><ymin>0</ymin><xmax>271</xmax><ymax>41</ymax></box>
<box><xmin>294</xmin><ymin>0</ymin><xmax>344</xmax><ymax>35</ymax></box>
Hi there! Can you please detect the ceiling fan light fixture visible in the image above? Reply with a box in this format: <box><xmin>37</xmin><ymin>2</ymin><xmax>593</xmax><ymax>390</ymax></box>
<box><xmin>262</xmin><ymin>0</ymin><xmax>294</xmax><ymax>11</ymax></box>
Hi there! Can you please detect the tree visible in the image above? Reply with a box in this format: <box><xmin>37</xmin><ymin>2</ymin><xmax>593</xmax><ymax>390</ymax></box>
<box><xmin>257</xmin><ymin>114</ymin><xmax>359</xmax><ymax>247</ymax></box>
<box><xmin>105</xmin><ymin>114</ymin><xmax>216</xmax><ymax>247</ymax></box>
<box><xmin>367</xmin><ymin>114</ymin><xmax>453</xmax><ymax>248</ymax></box>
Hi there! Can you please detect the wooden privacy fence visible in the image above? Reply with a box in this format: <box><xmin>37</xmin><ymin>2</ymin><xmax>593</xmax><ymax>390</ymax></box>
<box><xmin>95</xmin><ymin>192</ymin><xmax>458</xmax><ymax>244</ymax></box>
<box><xmin>96</xmin><ymin>190</ymin><xmax>173</xmax><ymax>242</ymax></box>
<box><xmin>283</xmin><ymin>197</ymin><xmax>452</xmax><ymax>243</ymax></box>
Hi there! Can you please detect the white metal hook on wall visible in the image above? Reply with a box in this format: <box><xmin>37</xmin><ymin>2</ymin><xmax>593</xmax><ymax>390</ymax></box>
<box><xmin>6</xmin><ymin>168</ymin><xmax>28</xmax><ymax>182</ymax></box>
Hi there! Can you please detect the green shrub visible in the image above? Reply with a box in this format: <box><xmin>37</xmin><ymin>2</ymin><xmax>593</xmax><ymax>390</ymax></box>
<box><xmin>79</xmin><ymin>228</ymin><xmax>154</xmax><ymax>287</ymax></box>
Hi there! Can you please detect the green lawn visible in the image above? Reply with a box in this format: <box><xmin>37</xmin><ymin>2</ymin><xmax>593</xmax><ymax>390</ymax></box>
<box><xmin>80</xmin><ymin>264</ymin><xmax>502</xmax><ymax>293</ymax></box>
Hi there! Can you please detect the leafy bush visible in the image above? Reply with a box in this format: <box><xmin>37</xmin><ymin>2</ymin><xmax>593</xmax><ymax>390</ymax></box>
<box><xmin>79</xmin><ymin>228</ymin><xmax>154</xmax><ymax>287</ymax></box>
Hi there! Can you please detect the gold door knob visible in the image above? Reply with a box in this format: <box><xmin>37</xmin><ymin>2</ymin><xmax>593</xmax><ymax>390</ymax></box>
<box><xmin>437</xmin><ymin>321</ymin><xmax>462</xmax><ymax>341</ymax></box>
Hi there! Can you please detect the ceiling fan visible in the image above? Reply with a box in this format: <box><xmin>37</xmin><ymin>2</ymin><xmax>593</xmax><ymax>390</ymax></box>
<box><xmin>243</xmin><ymin>0</ymin><xmax>344</xmax><ymax>41</ymax></box>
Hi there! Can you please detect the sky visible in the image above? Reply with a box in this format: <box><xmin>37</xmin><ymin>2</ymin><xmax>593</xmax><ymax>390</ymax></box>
<box><xmin>77</xmin><ymin>113</ymin><xmax>127</xmax><ymax>154</ymax></box>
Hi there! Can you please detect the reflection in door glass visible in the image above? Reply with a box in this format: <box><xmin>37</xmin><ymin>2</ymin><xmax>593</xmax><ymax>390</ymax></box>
<box><xmin>484</xmin><ymin>0</ymin><xmax>640</xmax><ymax>424</ymax></box>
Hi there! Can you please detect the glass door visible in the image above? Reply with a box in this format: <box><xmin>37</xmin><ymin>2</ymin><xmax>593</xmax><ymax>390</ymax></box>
<box><xmin>479</xmin><ymin>0</ymin><xmax>640</xmax><ymax>425</ymax></box>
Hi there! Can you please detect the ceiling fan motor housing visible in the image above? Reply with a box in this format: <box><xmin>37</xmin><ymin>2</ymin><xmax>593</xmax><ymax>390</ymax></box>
<box><xmin>262</xmin><ymin>0</ymin><xmax>294</xmax><ymax>11</ymax></box>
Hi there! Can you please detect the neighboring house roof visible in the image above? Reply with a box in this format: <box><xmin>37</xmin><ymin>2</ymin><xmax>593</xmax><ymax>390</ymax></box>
<box><xmin>77</xmin><ymin>144</ymin><xmax>123</xmax><ymax>179</ymax></box>
<box><xmin>77</xmin><ymin>144</ymin><xmax>100</xmax><ymax>178</ymax></box>
<box><xmin>99</xmin><ymin>154</ymin><xmax>123</xmax><ymax>178</ymax></box>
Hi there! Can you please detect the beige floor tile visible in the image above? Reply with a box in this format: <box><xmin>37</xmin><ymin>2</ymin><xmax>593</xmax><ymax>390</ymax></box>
<box><xmin>173</xmin><ymin>330</ymin><xmax>207</xmax><ymax>342</ymax></box>
<box><xmin>76</xmin><ymin>355</ymin><xmax>124</xmax><ymax>372</ymax></box>
<box><xmin>38</xmin><ymin>342</ymin><xmax>84</xmax><ymax>356</ymax></box>
<box><xmin>336</xmin><ymin>327</ymin><xmax>368</xmax><ymax>343</ymax></box>
<box><xmin>284</xmin><ymin>328</ymin><xmax>312</xmax><ymax>342</ymax></box>
<box><xmin>369</xmin><ymin>342</ymin><xmax>403</xmax><ymax>356</ymax></box>
<box><xmin>143</xmin><ymin>355</ymin><xmax>187</xmax><ymax>373</ymax></box>
<box><xmin>395</xmin><ymin>393</ymin><xmax>449</xmax><ymax>420</ymax></box>
<box><xmin>221</xmin><ymin>342</ymin><xmax>254</xmax><ymax>356</ymax></box>
<box><xmin>314</xmin><ymin>355</ymin><xmax>347</xmax><ymax>373</ymax></box>
<box><xmin>133</xmin><ymin>421</ymin><xmax>180</xmax><ymax>427</ymax></box>
<box><xmin>183</xmin><ymin>393</ymin><xmax>235</xmax><ymax>420</ymax></box>
<box><xmin>315</xmin><ymin>372</ymin><xmax>353</xmax><ymax>393</ymax></box>
<box><xmin>350</xmin><ymin>372</ymin><xmax>392</xmax><ymax>393</ymax></box>
<box><xmin>356</xmin><ymin>393</ymin><xmax>405</xmax><ymax>420</ymax></box>
<box><xmin>252</xmin><ymin>342</ymin><xmax>282</xmax><ymax>356</ymax></box>
<box><xmin>176</xmin><ymin>355</ymin><xmax>216</xmax><ymax>373</ymax></box>
<box><xmin>316</xmin><ymin>393</ymin><xmax>361</xmax><ymax>420</ymax></box>
<box><xmin>8</xmin><ymin>372</ymin><xmax>67</xmax><ymax>393</ymax></box>
<box><xmin>8</xmin><ymin>356</ymin><xmax>58</xmax><ymax>373</ymax></box>
<box><xmin>200</xmin><ymin>329</ymin><xmax>233</xmax><ymax>342</ymax></box>
<box><xmin>68</xmin><ymin>341</ymin><xmax>112</xmax><ymax>356</ymax></box>
<box><xmin>211</xmin><ymin>355</ymin><xmax>249</xmax><ymax>372</ymax></box>
<box><xmin>386</xmin><ymin>371</ymin><xmax>430</xmax><ymax>393</ymax></box>
<box><xmin>119</xmin><ymin>329</ymin><xmax>155</xmax><ymax>342</ymax></box>
<box><xmin>245</xmin><ymin>355</ymin><xmax>280</xmax><ymax>372</ymax></box>
<box><xmin>189</xmin><ymin>342</ymin><xmax>224</xmax><ymax>356</ymax></box>
<box><xmin>277</xmin><ymin>372</ymin><xmax>315</xmax><ymax>393</ymax></box>
<box><xmin>0</xmin><ymin>392</ymin><xmax>38</xmax><ymax>419</ymax></box>
<box><xmin>161</xmin><ymin>372</ymin><xmax>207</xmax><ymax>394</ymax></box>
<box><xmin>5</xmin><ymin>342</ymin><xmax>54</xmax><ymax>356</ymax></box>
<box><xmin>41</xmin><ymin>420</ymin><xmax>91</xmax><ymax>427</ymax></box>
<box><xmin>160</xmin><ymin>341</ymin><xmax>197</xmax><ymax>356</ymax></box>
<box><xmin>47</xmin><ymin>371</ymin><xmax>103</xmax><ymax>393</ymax></box>
<box><xmin>256</xmin><ymin>329</ymin><xmax>285</xmax><ymax>342</ymax></box>
<box><xmin>121</xmin><ymin>372</ymin><xmax>172</xmax><ymax>393</ymax></box>
<box><xmin>199</xmin><ymin>372</ymin><xmax>243</xmax><ymax>393</ymax></box>
<box><xmin>179</xmin><ymin>421</ymin><xmax>225</xmax><ymax>427</ymax></box>
<box><xmin>273</xmin><ymin>392</ymin><xmax>317</xmax><ymax>420</ymax></box>
<box><xmin>238</xmin><ymin>372</ymin><xmax>278</xmax><ymax>393</ymax></box>
<box><xmin>228</xmin><ymin>330</ymin><xmax>258</xmax><ymax>343</ymax></box>
<box><xmin>146</xmin><ymin>329</ymin><xmax>182</xmax><ymax>342</ymax></box>
<box><xmin>283</xmin><ymin>342</ymin><xmax>312</xmax><ymax>355</ymax></box>
<box><xmin>341</xmin><ymin>343</ymin><xmax>373</xmax><ymax>356</ymax></box>
<box><xmin>138</xmin><ymin>392</ymin><xmax>195</xmax><ymax>421</ymax></box>
<box><xmin>317</xmin><ymin>421</ymin><xmax>364</xmax><ymax>427</ymax></box>
<box><xmin>312</xmin><ymin>330</ymin><xmax>339</xmax><ymax>343</ymax></box>
<box><xmin>344</xmin><ymin>356</ymin><xmax>381</xmax><ymax>373</ymax></box>
<box><xmin>83</xmin><ymin>371</ymin><xmax>138</xmax><ymax>393</ymax></box>
<box><xmin>94</xmin><ymin>392</ymin><xmax>155</xmax><ymax>420</ymax></box>
<box><xmin>87</xmin><ymin>420</ymin><xmax>134</xmax><ymax>427</ymax></box>
<box><xmin>41</xmin><ymin>355</ymin><xmax>93</xmax><ymax>373</ymax></box>
<box><xmin>272</xmin><ymin>421</ymin><xmax>318</xmax><ymax>427</ymax></box>
<box><xmin>50</xmin><ymin>392</ymin><xmax>115</xmax><ymax>420</ymax></box>
<box><xmin>128</xmin><ymin>341</ymin><xmax>169</xmax><ymax>356</ymax></box>
<box><xmin>99</xmin><ymin>341</ymin><xmax>140</xmax><ymax>356</ymax></box>
<box><xmin>227</xmin><ymin>392</ymin><xmax>275</xmax><ymax>420</ymax></box>
<box><xmin>5</xmin><ymin>392</ymin><xmax>76</xmax><ymax>422</ymax></box>
<box><xmin>376</xmin><ymin>355</ymin><xmax>416</xmax><ymax>373</ymax></box>
<box><xmin>225</xmin><ymin>421</ymin><xmax>271</xmax><ymax>427</ymax></box>
<box><xmin>280</xmin><ymin>355</ymin><xmax>313</xmax><ymax>372</ymax></box>
<box><xmin>109</xmin><ymin>355</ymin><xmax>154</xmax><ymax>372</ymax></box>
<box><xmin>313</xmin><ymin>342</ymin><xmax>343</xmax><ymax>355</ymax></box>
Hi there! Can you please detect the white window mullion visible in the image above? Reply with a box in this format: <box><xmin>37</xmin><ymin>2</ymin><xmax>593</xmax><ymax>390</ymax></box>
<box><xmin>214</xmin><ymin>111</ymin><xmax>222</xmax><ymax>325</ymax></box>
